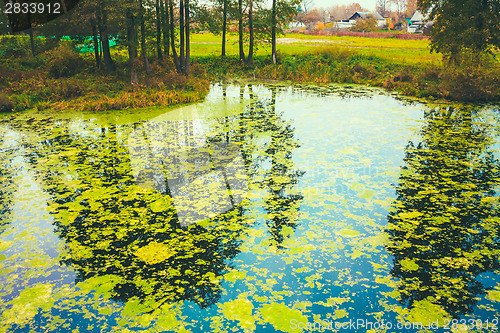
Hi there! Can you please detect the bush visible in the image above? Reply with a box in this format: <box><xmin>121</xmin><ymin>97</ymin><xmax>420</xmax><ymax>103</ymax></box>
<box><xmin>0</xmin><ymin>36</ymin><xmax>61</xmax><ymax>59</ymax></box>
<box><xmin>45</xmin><ymin>44</ymin><xmax>84</xmax><ymax>78</ymax></box>
<box><xmin>439</xmin><ymin>51</ymin><xmax>500</xmax><ymax>101</ymax></box>
<box><xmin>350</xmin><ymin>16</ymin><xmax>379</xmax><ymax>32</ymax></box>
<box><xmin>0</xmin><ymin>36</ymin><xmax>29</xmax><ymax>58</ymax></box>
<box><xmin>0</xmin><ymin>93</ymin><xmax>13</xmax><ymax>112</ymax></box>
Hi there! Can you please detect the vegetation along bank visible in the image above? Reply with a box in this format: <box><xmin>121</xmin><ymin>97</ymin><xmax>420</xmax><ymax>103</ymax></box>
<box><xmin>0</xmin><ymin>0</ymin><xmax>498</xmax><ymax>112</ymax></box>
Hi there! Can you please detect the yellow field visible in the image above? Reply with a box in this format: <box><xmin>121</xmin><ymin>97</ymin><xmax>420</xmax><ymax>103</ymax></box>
<box><xmin>190</xmin><ymin>32</ymin><xmax>442</xmax><ymax>65</ymax></box>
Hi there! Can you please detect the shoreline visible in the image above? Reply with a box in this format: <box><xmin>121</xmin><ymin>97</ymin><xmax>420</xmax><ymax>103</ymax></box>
<box><xmin>1</xmin><ymin>40</ymin><xmax>498</xmax><ymax>113</ymax></box>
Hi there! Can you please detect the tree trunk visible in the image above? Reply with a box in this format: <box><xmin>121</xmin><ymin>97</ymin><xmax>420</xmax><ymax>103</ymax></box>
<box><xmin>96</xmin><ymin>5</ymin><xmax>115</xmax><ymax>73</ymax></box>
<box><xmin>100</xmin><ymin>33</ymin><xmax>115</xmax><ymax>73</ymax></box>
<box><xmin>222</xmin><ymin>0</ymin><xmax>227</xmax><ymax>57</ymax></box>
<box><xmin>169</xmin><ymin>0</ymin><xmax>180</xmax><ymax>72</ymax></box>
<box><xmin>126</xmin><ymin>5</ymin><xmax>138</xmax><ymax>85</ymax></box>
<box><xmin>27</xmin><ymin>12</ymin><xmax>35</xmax><ymax>56</ymax></box>
<box><xmin>271</xmin><ymin>0</ymin><xmax>277</xmax><ymax>64</ymax></box>
<box><xmin>238</xmin><ymin>0</ymin><xmax>245</xmax><ymax>62</ymax></box>
<box><xmin>179</xmin><ymin>0</ymin><xmax>185</xmax><ymax>72</ymax></box>
<box><xmin>29</xmin><ymin>27</ymin><xmax>35</xmax><ymax>56</ymax></box>
<box><xmin>99</xmin><ymin>39</ymin><xmax>103</xmax><ymax>66</ymax></box>
<box><xmin>156</xmin><ymin>0</ymin><xmax>163</xmax><ymax>60</ymax></box>
<box><xmin>91</xmin><ymin>20</ymin><xmax>101</xmax><ymax>69</ymax></box>
<box><xmin>247</xmin><ymin>0</ymin><xmax>253</xmax><ymax>66</ymax></box>
<box><xmin>161</xmin><ymin>0</ymin><xmax>170</xmax><ymax>57</ymax></box>
<box><xmin>184</xmin><ymin>0</ymin><xmax>190</xmax><ymax>74</ymax></box>
<box><xmin>139</xmin><ymin>0</ymin><xmax>151</xmax><ymax>74</ymax></box>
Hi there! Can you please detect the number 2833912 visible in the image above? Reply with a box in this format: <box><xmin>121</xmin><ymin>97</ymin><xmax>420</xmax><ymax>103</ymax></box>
<box><xmin>4</xmin><ymin>1</ymin><xmax>61</xmax><ymax>14</ymax></box>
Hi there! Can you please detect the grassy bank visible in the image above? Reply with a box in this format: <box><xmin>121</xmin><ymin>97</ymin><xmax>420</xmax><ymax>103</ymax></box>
<box><xmin>0</xmin><ymin>40</ymin><xmax>210</xmax><ymax>113</ymax></box>
<box><xmin>1</xmin><ymin>33</ymin><xmax>499</xmax><ymax>113</ymax></box>
<box><xmin>192</xmin><ymin>33</ymin><xmax>499</xmax><ymax>102</ymax></box>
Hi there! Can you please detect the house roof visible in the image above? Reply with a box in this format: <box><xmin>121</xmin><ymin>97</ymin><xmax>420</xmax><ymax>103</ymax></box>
<box><xmin>349</xmin><ymin>12</ymin><xmax>384</xmax><ymax>20</ymax></box>
<box><xmin>411</xmin><ymin>11</ymin><xmax>424</xmax><ymax>21</ymax></box>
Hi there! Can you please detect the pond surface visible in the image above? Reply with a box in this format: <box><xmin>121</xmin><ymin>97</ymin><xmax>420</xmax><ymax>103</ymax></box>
<box><xmin>0</xmin><ymin>83</ymin><xmax>500</xmax><ymax>332</ymax></box>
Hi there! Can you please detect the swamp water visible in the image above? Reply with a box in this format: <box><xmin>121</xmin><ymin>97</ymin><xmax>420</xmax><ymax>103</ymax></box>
<box><xmin>0</xmin><ymin>83</ymin><xmax>499</xmax><ymax>332</ymax></box>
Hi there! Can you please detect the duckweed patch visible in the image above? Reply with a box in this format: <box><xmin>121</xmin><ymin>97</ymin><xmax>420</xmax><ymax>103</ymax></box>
<box><xmin>0</xmin><ymin>83</ymin><xmax>499</xmax><ymax>332</ymax></box>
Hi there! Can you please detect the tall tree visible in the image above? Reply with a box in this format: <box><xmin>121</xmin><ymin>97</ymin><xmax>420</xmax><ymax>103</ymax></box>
<box><xmin>168</xmin><ymin>0</ymin><xmax>181</xmax><ymax>71</ymax></box>
<box><xmin>90</xmin><ymin>19</ymin><xmax>101</xmax><ymax>68</ymax></box>
<box><xmin>161</xmin><ymin>0</ymin><xmax>170</xmax><ymax>57</ymax></box>
<box><xmin>270</xmin><ymin>0</ymin><xmax>300</xmax><ymax>63</ymax></box>
<box><xmin>126</xmin><ymin>0</ymin><xmax>138</xmax><ymax>84</ymax></box>
<box><xmin>271</xmin><ymin>0</ymin><xmax>277</xmax><ymax>64</ymax></box>
<box><xmin>238</xmin><ymin>0</ymin><xmax>245</xmax><ymax>62</ymax></box>
<box><xmin>247</xmin><ymin>0</ymin><xmax>254</xmax><ymax>66</ymax></box>
<box><xmin>28</xmin><ymin>17</ymin><xmax>35</xmax><ymax>56</ymax></box>
<box><xmin>184</xmin><ymin>0</ymin><xmax>190</xmax><ymax>73</ymax></box>
<box><xmin>418</xmin><ymin>0</ymin><xmax>500</xmax><ymax>59</ymax></box>
<box><xmin>222</xmin><ymin>0</ymin><xmax>228</xmax><ymax>57</ymax></box>
<box><xmin>96</xmin><ymin>1</ymin><xmax>115</xmax><ymax>73</ymax></box>
<box><xmin>156</xmin><ymin>0</ymin><xmax>163</xmax><ymax>60</ymax></box>
<box><xmin>139</xmin><ymin>0</ymin><xmax>151</xmax><ymax>74</ymax></box>
<box><xmin>179</xmin><ymin>0</ymin><xmax>185</xmax><ymax>71</ymax></box>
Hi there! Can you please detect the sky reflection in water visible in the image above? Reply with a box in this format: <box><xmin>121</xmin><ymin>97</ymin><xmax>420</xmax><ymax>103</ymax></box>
<box><xmin>0</xmin><ymin>83</ymin><xmax>499</xmax><ymax>332</ymax></box>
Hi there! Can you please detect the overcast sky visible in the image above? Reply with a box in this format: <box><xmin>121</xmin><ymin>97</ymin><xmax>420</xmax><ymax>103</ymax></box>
<box><xmin>310</xmin><ymin>0</ymin><xmax>378</xmax><ymax>11</ymax></box>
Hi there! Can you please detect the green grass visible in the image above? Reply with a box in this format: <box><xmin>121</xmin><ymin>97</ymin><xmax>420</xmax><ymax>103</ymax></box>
<box><xmin>189</xmin><ymin>32</ymin><xmax>441</xmax><ymax>66</ymax></box>
<box><xmin>190</xmin><ymin>32</ymin><xmax>499</xmax><ymax>102</ymax></box>
<box><xmin>1</xmin><ymin>32</ymin><xmax>498</xmax><ymax>111</ymax></box>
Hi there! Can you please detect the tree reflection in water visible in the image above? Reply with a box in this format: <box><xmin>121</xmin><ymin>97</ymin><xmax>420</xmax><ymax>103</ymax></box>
<box><xmin>0</xmin><ymin>131</ymin><xmax>15</xmax><ymax>233</ymax></box>
<box><xmin>17</xmin><ymin>84</ymin><xmax>304</xmax><ymax>313</ymax></box>
<box><xmin>260</xmin><ymin>87</ymin><xmax>304</xmax><ymax>248</ymax></box>
<box><xmin>236</xmin><ymin>84</ymin><xmax>305</xmax><ymax>248</ymax></box>
<box><xmin>386</xmin><ymin>107</ymin><xmax>500</xmax><ymax>318</ymax></box>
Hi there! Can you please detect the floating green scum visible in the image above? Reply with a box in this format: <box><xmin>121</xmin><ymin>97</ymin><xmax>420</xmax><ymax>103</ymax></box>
<box><xmin>0</xmin><ymin>83</ymin><xmax>499</xmax><ymax>332</ymax></box>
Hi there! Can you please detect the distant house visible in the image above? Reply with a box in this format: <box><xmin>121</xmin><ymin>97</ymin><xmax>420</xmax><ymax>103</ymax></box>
<box><xmin>348</xmin><ymin>12</ymin><xmax>386</xmax><ymax>27</ymax></box>
<box><xmin>407</xmin><ymin>10</ymin><xmax>434</xmax><ymax>34</ymax></box>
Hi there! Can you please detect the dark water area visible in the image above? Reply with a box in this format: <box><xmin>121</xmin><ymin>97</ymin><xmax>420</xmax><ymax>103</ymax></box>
<box><xmin>0</xmin><ymin>83</ymin><xmax>499</xmax><ymax>332</ymax></box>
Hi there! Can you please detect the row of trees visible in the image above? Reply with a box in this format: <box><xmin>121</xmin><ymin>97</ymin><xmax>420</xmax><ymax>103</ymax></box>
<box><xmin>296</xmin><ymin>3</ymin><xmax>367</xmax><ymax>26</ymax></box>
<box><xmin>419</xmin><ymin>0</ymin><xmax>500</xmax><ymax>59</ymax></box>
<box><xmin>376</xmin><ymin>0</ymin><xmax>417</xmax><ymax>24</ymax></box>
<box><xmin>0</xmin><ymin>0</ymin><xmax>301</xmax><ymax>80</ymax></box>
<box><xmin>295</xmin><ymin>0</ymin><xmax>499</xmax><ymax>60</ymax></box>
<box><xmin>296</xmin><ymin>0</ymin><xmax>417</xmax><ymax>29</ymax></box>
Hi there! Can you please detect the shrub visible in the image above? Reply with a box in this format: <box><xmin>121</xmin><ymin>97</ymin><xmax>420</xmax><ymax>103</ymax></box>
<box><xmin>315</xmin><ymin>22</ymin><xmax>325</xmax><ymax>31</ymax></box>
<box><xmin>0</xmin><ymin>36</ymin><xmax>30</xmax><ymax>58</ymax></box>
<box><xmin>439</xmin><ymin>51</ymin><xmax>500</xmax><ymax>101</ymax></box>
<box><xmin>392</xmin><ymin>68</ymin><xmax>413</xmax><ymax>82</ymax></box>
<box><xmin>0</xmin><ymin>93</ymin><xmax>13</xmax><ymax>112</ymax></box>
<box><xmin>350</xmin><ymin>16</ymin><xmax>378</xmax><ymax>32</ymax></box>
<box><xmin>52</xmin><ymin>79</ymin><xmax>86</xmax><ymax>99</ymax></box>
<box><xmin>45</xmin><ymin>44</ymin><xmax>84</xmax><ymax>78</ymax></box>
<box><xmin>419</xmin><ymin>68</ymin><xmax>440</xmax><ymax>82</ymax></box>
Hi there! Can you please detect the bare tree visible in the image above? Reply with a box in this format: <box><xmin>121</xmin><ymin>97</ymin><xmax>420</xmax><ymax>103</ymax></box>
<box><xmin>406</xmin><ymin>0</ymin><xmax>417</xmax><ymax>16</ymax></box>
<box><xmin>328</xmin><ymin>3</ymin><xmax>367</xmax><ymax>22</ymax></box>
<box><xmin>302</xmin><ymin>9</ymin><xmax>321</xmax><ymax>28</ymax></box>
<box><xmin>389</xmin><ymin>0</ymin><xmax>409</xmax><ymax>23</ymax></box>
<box><xmin>376</xmin><ymin>0</ymin><xmax>388</xmax><ymax>16</ymax></box>
<box><xmin>301</xmin><ymin>0</ymin><xmax>314</xmax><ymax>13</ymax></box>
<box><xmin>316</xmin><ymin>7</ymin><xmax>329</xmax><ymax>23</ymax></box>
